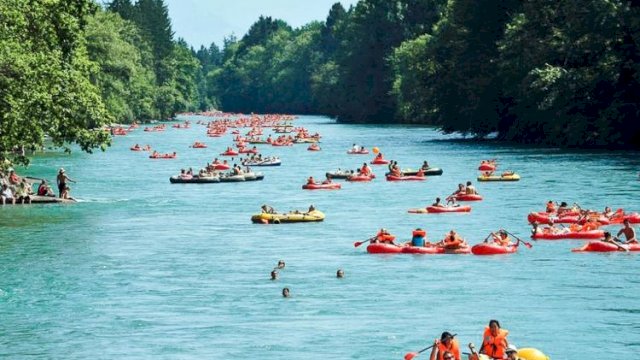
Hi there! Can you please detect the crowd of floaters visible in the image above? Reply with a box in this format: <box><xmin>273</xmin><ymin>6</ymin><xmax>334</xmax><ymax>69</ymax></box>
<box><xmin>114</xmin><ymin>112</ymin><xmax>640</xmax><ymax>256</ymax></box>
<box><xmin>111</xmin><ymin>111</ymin><xmax>640</xmax><ymax>359</ymax></box>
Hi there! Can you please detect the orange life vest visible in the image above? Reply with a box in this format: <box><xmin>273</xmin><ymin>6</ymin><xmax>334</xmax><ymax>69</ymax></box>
<box><xmin>412</xmin><ymin>229</ymin><xmax>426</xmax><ymax>237</ymax></box>
<box><xmin>437</xmin><ymin>339</ymin><xmax>460</xmax><ymax>360</ymax></box>
<box><xmin>481</xmin><ymin>327</ymin><xmax>509</xmax><ymax>359</ymax></box>
<box><xmin>443</xmin><ymin>236</ymin><xmax>463</xmax><ymax>249</ymax></box>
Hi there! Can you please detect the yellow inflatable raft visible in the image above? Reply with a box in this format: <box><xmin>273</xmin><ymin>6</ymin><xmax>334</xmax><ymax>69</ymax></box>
<box><xmin>477</xmin><ymin>173</ymin><xmax>520</xmax><ymax>182</ymax></box>
<box><xmin>467</xmin><ymin>348</ymin><xmax>548</xmax><ymax>360</ymax></box>
<box><xmin>251</xmin><ymin>210</ymin><xmax>325</xmax><ymax>224</ymax></box>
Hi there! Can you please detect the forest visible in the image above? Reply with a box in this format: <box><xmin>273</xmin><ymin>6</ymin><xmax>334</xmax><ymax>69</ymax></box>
<box><xmin>1</xmin><ymin>0</ymin><xmax>640</xmax><ymax>166</ymax></box>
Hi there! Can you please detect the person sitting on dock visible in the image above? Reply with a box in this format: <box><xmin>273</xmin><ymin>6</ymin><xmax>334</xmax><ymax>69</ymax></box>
<box><xmin>1</xmin><ymin>183</ymin><xmax>15</xmax><ymax>205</ymax></box>
<box><xmin>15</xmin><ymin>179</ymin><xmax>32</xmax><ymax>204</ymax></box>
<box><xmin>8</xmin><ymin>169</ymin><xmax>21</xmax><ymax>186</ymax></box>
<box><xmin>37</xmin><ymin>180</ymin><xmax>55</xmax><ymax>197</ymax></box>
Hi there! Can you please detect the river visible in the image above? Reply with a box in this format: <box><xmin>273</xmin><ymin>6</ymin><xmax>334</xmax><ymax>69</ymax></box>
<box><xmin>1</xmin><ymin>115</ymin><xmax>639</xmax><ymax>359</ymax></box>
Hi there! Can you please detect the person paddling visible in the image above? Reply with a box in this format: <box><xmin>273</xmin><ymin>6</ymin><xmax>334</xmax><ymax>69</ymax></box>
<box><xmin>489</xmin><ymin>230</ymin><xmax>512</xmax><ymax>246</ymax></box>
<box><xmin>432</xmin><ymin>197</ymin><xmax>445</xmax><ymax>208</ymax></box>
<box><xmin>428</xmin><ymin>332</ymin><xmax>460</xmax><ymax>360</ymax></box>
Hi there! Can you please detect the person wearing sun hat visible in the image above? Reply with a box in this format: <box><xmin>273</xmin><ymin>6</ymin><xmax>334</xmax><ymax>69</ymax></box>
<box><xmin>56</xmin><ymin>168</ymin><xmax>76</xmax><ymax>199</ymax></box>
<box><xmin>505</xmin><ymin>344</ymin><xmax>523</xmax><ymax>360</ymax></box>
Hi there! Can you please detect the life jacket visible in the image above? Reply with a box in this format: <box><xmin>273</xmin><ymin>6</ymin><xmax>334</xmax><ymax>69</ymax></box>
<box><xmin>412</xmin><ymin>229</ymin><xmax>426</xmax><ymax>237</ymax></box>
<box><xmin>546</xmin><ymin>203</ymin><xmax>556</xmax><ymax>213</ymax></box>
<box><xmin>376</xmin><ymin>232</ymin><xmax>396</xmax><ymax>244</ymax></box>
<box><xmin>482</xmin><ymin>327</ymin><xmax>509</xmax><ymax>359</ymax></box>
<box><xmin>443</xmin><ymin>236</ymin><xmax>463</xmax><ymax>249</ymax></box>
<box><xmin>437</xmin><ymin>339</ymin><xmax>460</xmax><ymax>360</ymax></box>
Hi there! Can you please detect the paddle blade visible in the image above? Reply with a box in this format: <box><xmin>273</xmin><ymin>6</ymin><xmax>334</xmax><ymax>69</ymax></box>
<box><xmin>354</xmin><ymin>241</ymin><xmax>363</xmax><ymax>248</ymax></box>
<box><xmin>524</xmin><ymin>242</ymin><xmax>533</xmax><ymax>249</ymax></box>
<box><xmin>404</xmin><ymin>352</ymin><xmax>418</xmax><ymax>360</ymax></box>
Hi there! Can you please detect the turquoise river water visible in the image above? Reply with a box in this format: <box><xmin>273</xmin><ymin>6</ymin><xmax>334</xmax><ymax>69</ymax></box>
<box><xmin>1</xmin><ymin>115</ymin><xmax>639</xmax><ymax>359</ymax></box>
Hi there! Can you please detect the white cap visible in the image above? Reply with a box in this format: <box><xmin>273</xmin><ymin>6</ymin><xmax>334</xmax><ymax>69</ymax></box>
<box><xmin>505</xmin><ymin>344</ymin><xmax>518</xmax><ymax>353</ymax></box>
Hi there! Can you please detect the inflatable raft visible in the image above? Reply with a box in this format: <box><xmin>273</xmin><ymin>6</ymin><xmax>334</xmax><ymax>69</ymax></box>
<box><xmin>326</xmin><ymin>170</ymin><xmax>356</xmax><ymax>179</ymax></box>
<box><xmin>401</xmin><ymin>167</ymin><xmax>443</xmax><ymax>176</ymax></box>
<box><xmin>302</xmin><ymin>183</ymin><xmax>341</xmax><ymax>190</ymax></box>
<box><xmin>242</xmin><ymin>159</ymin><xmax>281</xmax><ymax>167</ymax></box>
<box><xmin>477</xmin><ymin>173</ymin><xmax>520</xmax><ymax>182</ymax></box>
<box><xmin>220</xmin><ymin>150</ymin><xmax>239</xmax><ymax>156</ymax></box>
<box><xmin>527</xmin><ymin>212</ymin><xmax>610</xmax><ymax>225</ymax></box>
<box><xmin>572</xmin><ymin>241</ymin><xmax>640</xmax><ymax>252</ymax></box>
<box><xmin>370</xmin><ymin>158</ymin><xmax>390</xmax><ymax>165</ymax></box>
<box><xmin>471</xmin><ymin>243</ymin><xmax>518</xmax><ymax>255</ymax></box>
<box><xmin>346</xmin><ymin>174</ymin><xmax>375</xmax><ymax>182</ymax></box>
<box><xmin>366</xmin><ymin>243</ymin><xmax>471</xmax><ymax>254</ymax></box>
<box><xmin>170</xmin><ymin>175</ymin><xmax>220</xmax><ymax>184</ymax></box>
<box><xmin>454</xmin><ymin>193</ymin><xmax>483</xmax><ymax>201</ymax></box>
<box><xmin>251</xmin><ymin>210</ymin><xmax>325</xmax><ymax>224</ymax></box>
<box><xmin>347</xmin><ymin>149</ymin><xmax>370</xmax><ymax>154</ymax></box>
<box><xmin>386</xmin><ymin>175</ymin><xmax>425</xmax><ymax>181</ymax></box>
<box><xmin>532</xmin><ymin>229</ymin><xmax>604</xmax><ymax>240</ymax></box>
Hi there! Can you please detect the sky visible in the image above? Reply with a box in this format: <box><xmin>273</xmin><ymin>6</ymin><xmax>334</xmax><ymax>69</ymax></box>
<box><xmin>165</xmin><ymin>0</ymin><xmax>358</xmax><ymax>49</ymax></box>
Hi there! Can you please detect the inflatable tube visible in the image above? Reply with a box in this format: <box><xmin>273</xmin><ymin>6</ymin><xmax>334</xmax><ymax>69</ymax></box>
<box><xmin>477</xmin><ymin>174</ymin><xmax>520</xmax><ymax>182</ymax></box>
<box><xmin>455</xmin><ymin>194</ymin><xmax>483</xmax><ymax>201</ymax></box>
<box><xmin>370</xmin><ymin>158</ymin><xmax>390</xmax><ymax>165</ymax></box>
<box><xmin>251</xmin><ymin>210</ymin><xmax>325</xmax><ymax>224</ymax></box>
<box><xmin>517</xmin><ymin>348</ymin><xmax>550</xmax><ymax>360</ymax></box>
<box><xmin>347</xmin><ymin>149</ymin><xmax>370</xmax><ymax>154</ymax></box>
<box><xmin>302</xmin><ymin>183</ymin><xmax>341</xmax><ymax>190</ymax></box>
<box><xmin>366</xmin><ymin>243</ymin><xmax>403</xmax><ymax>254</ymax></box>
<box><xmin>478</xmin><ymin>164</ymin><xmax>496</xmax><ymax>171</ymax></box>
<box><xmin>386</xmin><ymin>175</ymin><xmax>426</xmax><ymax>181</ymax></box>
<box><xmin>572</xmin><ymin>241</ymin><xmax>640</xmax><ymax>252</ymax></box>
<box><xmin>532</xmin><ymin>229</ymin><xmax>604</xmax><ymax>240</ymax></box>
<box><xmin>471</xmin><ymin>243</ymin><xmax>518</xmax><ymax>255</ymax></box>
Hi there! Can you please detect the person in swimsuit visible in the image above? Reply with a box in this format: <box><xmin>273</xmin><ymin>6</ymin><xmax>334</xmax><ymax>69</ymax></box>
<box><xmin>56</xmin><ymin>168</ymin><xmax>76</xmax><ymax>198</ymax></box>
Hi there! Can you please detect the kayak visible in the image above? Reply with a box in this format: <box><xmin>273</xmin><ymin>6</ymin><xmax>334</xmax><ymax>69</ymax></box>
<box><xmin>527</xmin><ymin>212</ymin><xmax>610</xmax><ymax>225</ymax></box>
<box><xmin>251</xmin><ymin>210</ymin><xmax>325</xmax><ymax>224</ymax></box>
<box><xmin>370</xmin><ymin>158</ymin><xmax>390</xmax><ymax>165</ymax></box>
<box><xmin>532</xmin><ymin>229</ymin><xmax>604</xmax><ymax>240</ymax></box>
<box><xmin>471</xmin><ymin>243</ymin><xmax>518</xmax><ymax>255</ymax></box>
<box><xmin>572</xmin><ymin>241</ymin><xmax>640</xmax><ymax>252</ymax></box>
<box><xmin>455</xmin><ymin>194</ymin><xmax>483</xmax><ymax>201</ymax></box>
<box><xmin>366</xmin><ymin>243</ymin><xmax>471</xmax><ymax>254</ymax></box>
<box><xmin>407</xmin><ymin>206</ymin><xmax>471</xmax><ymax>214</ymax></box>
<box><xmin>347</xmin><ymin>149</ymin><xmax>370</xmax><ymax>154</ymax></box>
<box><xmin>386</xmin><ymin>175</ymin><xmax>426</xmax><ymax>181</ymax></box>
<box><xmin>169</xmin><ymin>175</ymin><xmax>220</xmax><ymax>183</ymax></box>
<box><xmin>477</xmin><ymin>173</ymin><xmax>520</xmax><ymax>182</ymax></box>
<box><xmin>346</xmin><ymin>174</ymin><xmax>375</xmax><ymax>182</ymax></box>
<box><xmin>326</xmin><ymin>170</ymin><xmax>356</xmax><ymax>179</ymax></box>
<box><xmin>302</xmin><ymin>183</ymin><xmax>341</xmax><ymax>190</ymax></box>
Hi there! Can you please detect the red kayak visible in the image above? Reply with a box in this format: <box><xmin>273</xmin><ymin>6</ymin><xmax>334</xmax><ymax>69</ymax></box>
<box><xmin>346</xmin><ymin>174</ymin><xmax>375</xmax><ymax>182</ymax></box>
<box><xmin>455</xmin><ymin>194</ymin><xmax>483</xmax><ymax>201</ymax></box>
<box><xmin>366</xmin><ymin>243</ymin><xmax>471</xmax><ymax>254</ymax></box>
<box><xmin>370</xmin><ymin>158</ymin><xmax>390</xmax><ymax>165</ymax></box>
<box><xmin>302</xmin><ymin>183</ymin><xmax>341</xmax><ymax>190</ymax></box>
<box><xmin>471</xmin><ymin>243</ymin><xmax>518</xmax><ymax>255</ymax></box>
<box><xmin>572</xmin><ymin>241</ymin><xmax>640</xmax><ymax>252</ymax></box>
<box><xmin>347</xmin><ymin>149</ymin><xmax>370</xmax><ymax>155</ymax></box>
<box><xmin>386</xmin><ymin>175</ymin><xmax>426</xmax><ymax>181</ymax></box>
<box><xmin>532</xmin><ymin>229</ymin><xmax>604</xmax><ymax>240</ymax></box>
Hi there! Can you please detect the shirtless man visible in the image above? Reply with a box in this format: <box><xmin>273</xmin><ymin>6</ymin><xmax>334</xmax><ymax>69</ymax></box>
<box><xmin>617</xmin><ymin>219</ymin><xmax>637</xmax><ymax>244</ymax></box>
<box><xmin>56</xmin><ymin>168</ymin><xmax>76</xmax><ymax>199</ymax></box>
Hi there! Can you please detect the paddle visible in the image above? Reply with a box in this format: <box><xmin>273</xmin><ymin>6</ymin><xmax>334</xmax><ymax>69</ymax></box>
<box><xmin>611</xmin><ymin>237</ymin><xmax>629</xmax><ymax>252</ymax></box>
<box><xmin>503</xmin><ymin>229</ymin><xmax>533</xmax><ymax>249</ymax></box>
<box><xmin>354</xmin><ymin>236</ymin><xmax>376</xmax><ymax>248</ymax></box>
<box><xmin>404</xmin><ymin>334</ymin><xmax>457</xmax><ymax>360</ymax></box>
<box><xmin>468</xmin><ymin>343</ymin><xmax>480</xmax><ymax>360</ymax></box>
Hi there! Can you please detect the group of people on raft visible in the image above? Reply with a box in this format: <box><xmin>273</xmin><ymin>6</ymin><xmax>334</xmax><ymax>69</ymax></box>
<box><xmin>373</xmin><ymin>228</ymin><xmax>514</xmax><ymax>249</ymax></box>
<box><xmin>426</xmin><ymin>320</ymin><xmax>523</xmax><ymax>360</ymax></box>
<box><xmin>1</xmin><ymin>168</ymin><xmax>74</xmax><ymax>204</ymax></box>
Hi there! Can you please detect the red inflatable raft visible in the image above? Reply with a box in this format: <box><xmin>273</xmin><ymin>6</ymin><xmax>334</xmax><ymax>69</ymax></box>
<box><xmin>471</xmin><ymin>243</ymin><xmax>518</xmax><ymax>255</ymax></box>
<box><xmin>532</xmin><ymin>229</ymin><xmax>604</xmax><ymax>240</ymax></box>
<box><xmin>346</xmin><ymin>174</ymin><xmax>375</xmax><ymax>182</ymax></box>
<box><xmin>572</xmin><ymin>241</ymin><xmax>640</xmax><ymax>252</ymax></box>
<box><xmin>478</xmin><ymin>164</ymin><xmax>496</xmax><ymax>171</ymax></box>
<box><xmin>307</xmin><ymin>145</ymin><xmax>321</xmax><ymax>151</ymax></box>
<box><xmin>213</xmin><ymin>163</ymin><xmax>230</xmax><ymax>170</ymax></box>
<box><xmin>455</xmin><ymin>194</ymin><xmax>483</xmax><ymax>201</ymax></box>
<box><xmin>220</xmin><ymin>150</ymin><xmax>239</xmax><ymax>156</ymax></box>
<box><xmin>366</xmin><ymin>243</ymin><xmax>471</xmax><ymax>254</ymax></box>
<box><xmin>370</xmin><ymin>158</ymin><xmax>390</xmax><ymax>165</ymax></box>
<box><xmin>347</xmin><ymin>149</ymin><xmax>370</xmax><ymax>155</ymax></box>
<box><xmin>386</xmin><ymin>175</ymin><xmax>426</xmax><ymax>181</ymax></box>
<box><xmin>527</xmin><ymin>212</ymin><xmax>610</xmax><ymax>225</ymax></box>
<box><xmin>302</xmin><ymin>183</ymin><xmax>341</xmax><ymax>190</ymax></box>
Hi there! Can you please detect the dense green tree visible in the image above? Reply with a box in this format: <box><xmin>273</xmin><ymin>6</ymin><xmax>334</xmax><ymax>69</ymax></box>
<box><xmin>0</xmin><ymin>0</ymin><xmax>111</xmax><ymax>166</ymax></box>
